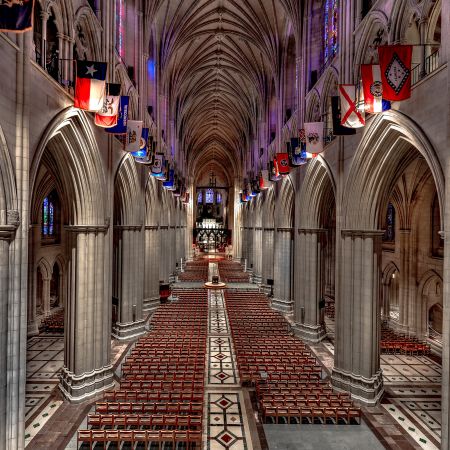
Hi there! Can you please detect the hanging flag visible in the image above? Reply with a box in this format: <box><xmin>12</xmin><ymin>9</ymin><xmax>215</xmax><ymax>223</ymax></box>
<box><xmin>331</xmin><ymin>96</ymin><xmax>356</xmax><ymax>136</ymax></box>
<box><xmin>74</xmin><ymin>60</ymin><xmax>107</xmax><ymax>111</ymax></box>
<box><xmin>156</xmin><ymin>160</ymin><xmax>169</xmax><ymax>181</ymax></box>
<box><xmin>269</xmin><ymin>160</ymin><xmax>281</xmax><ymax>182</ymax></box>
<box><xmin>339</xmin><ymin>84</ymin><xmax>365</xmax><ymax>128</ymax></box>
<box><xmin>378</xmin><ymin>45</ymin><xmax>413</xmax><ymax>101</ymax></box>
<box><xmin>361</xmin><ymin>65</ymin><xmax>391</xmax><ymax>113</ymax></box>
<box><xmin>276</xmin><ymin>152</ymin><xmax>290</xmax><ymax>174</ymax></box>
<box><xmin>151</xmin><ymin>153</ymin><xmax>165</xmax><ymax>176</ymax></box>
<box><xmin>163</xmin><ymin>169</ymin><xmax>175</xmax><ymax>189</ymax></box>
<box><xmin>94</xmin><ymin>83</ymin><xmax>121</xmax><ymax>128</ymax></box>
<box><xmin>105</xmin><ymin>96</ymin><xmax>129</xmax><ymax>134</ymax></box>
<box><xmin>259</xmin><ymin>170</ymin><xmax>271</xmax><ymax>190</ymax></box>
<box><xmin>132</xmin><ymin>128</ymin><xmax>152</xmax><ymax>163</ymax></box>
<box><xmin>289</xmin><ymin>138</ymin><xmax>307</xmax><ymax>166</ymax></box>
<box><xmin>0</xmin><ymin>0</ymin><xmax>34</xmax><ymax>32</ymax></box>
<box><xmin>304</xmin><ymin>122</ymin><xmax>324</xmax><ymax>154</ymax></box>
<box><xmin>124</xmin><ymin>120</ymin><xmax>143</xmax><ymax>152</ymax></box>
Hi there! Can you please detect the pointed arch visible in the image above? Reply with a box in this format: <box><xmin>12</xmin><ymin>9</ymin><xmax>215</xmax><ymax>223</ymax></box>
<box><xmin>298</xmin><ymin>156</ymin><xmax>336</xmax><ymax>229</ymax></box>
<box><xmin>114</xmin><ymin>154</ymin><xmax>143</xmax><ymax>226</ymax></box>
<box><xmin>342</xmin><ymin>110</ymin><xmax>444</xmax><ymax>231</ymax></box>
<box><xmin>275</xmin><ymin>176</ymin><xmax>295</xmax><ymax>228</ymax></box>
<box><xmin>31</xmin><ymin>108</ymin><xmax>108</xmax><ymax>226</ymax></box>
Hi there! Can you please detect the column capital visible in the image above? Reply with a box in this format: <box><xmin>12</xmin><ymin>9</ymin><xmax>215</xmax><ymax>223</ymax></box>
<box><xmin>298</xmin><ymin>227</ymin><xmax>327</xmax><ymax>234</ymax></box>
<box><xmin>114</xmin><ymin>224</ymin><xmax>143</xmax><ymax>231</ymax></box>
<box><xmin>145</xmin><ymin>225</ymin><xmax>159</xmax><ymax>230</ymax></box>
<box><xmin>159</xmin><ymin>225</ymin><xmax>169</xmax><ymax>230</ymax></box>
<box><xmin>0</xmin><ymin>225</ymin><xmax>18</xmax><ymax>241</ymax></box>
<box><xmin>65</xmin><ymin>224</ymin><xmax>109</xmax><ymax>234</ymax></box>
<box><xmin>341</xmin><ymin>229</ymin><xmax>384</xmax><ymax>238</ymax></box>
<box><xmin>263</xmin><ymin>227</ymin><xmax>275</xmax><ymax>231</ymax></box>
<box><xmin>276</xmin><ymin>227</ymin><xmax>294</xmax><ymax>233</ymax></box>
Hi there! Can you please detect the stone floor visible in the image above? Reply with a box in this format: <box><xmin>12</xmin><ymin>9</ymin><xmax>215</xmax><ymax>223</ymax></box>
<box><xmin>316</xmin><ymin>336</ymin><xmax>442</xmax><ymax>450</ymax></box>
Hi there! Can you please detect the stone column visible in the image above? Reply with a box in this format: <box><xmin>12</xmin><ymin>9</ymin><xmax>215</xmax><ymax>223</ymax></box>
<box><xmin>252</xmin><ymin>227</ymin><xmax>263</xmax><ymax>284</ymax></box>
<box><xmin>159</xmin><ymin>226</ymin><xmax>169</xmax><ymax>282</ymax></box>
<box><xmin>27</xmin><ymin>225</ymin><xmax>39</xmax><ymax>336</ymax></box>
<box><xmin>112</xmin><ymin>226</ymin><xmax>146</xmax><ymax>340</ymax></box>
<box><xmin>143</xmin><ymin>226</ymin><xmax>160</xmax><ymax>314</ymax></box>
<box><xmin>60</xmin><ymin>226</ymin><xmax>114</xmax><ymax>402</ymax></box>
<box><xmin>246</xmin><ymin>227</ymin><xmax>254</xmax><ymax>277</ymax></box>
<box><xmin>272</xmin><ymin>227</ymin><xmax>293</xmax><ymax>313</ymax></box>
<box><xmin>40</xmin><ymin>11</ymin><xmax>49</xmax><ymax>68</ymax></box>
<box><xmin>293</xmin><ymin>228</ymin><xmax>327</xmax><ymax>342</ymax></box>
<box><xmin>398</xmin><ymin>229</ymin><xmax>411</xmax><ymax>333</ymax></box>
<box><xmin>332</xmin><ymin>230</ymin><xmax>384</xmax><ymax>405</ymax></box>
<box><xmin>42</xmin><ymin>276</ymin><xmax>51</xmax><ymax>315</ymax></box>
<box><xmin>0</xmin><ymin>225</ymin><xmax>18</xmax><ymax>449</ymax></box>
<box><xmin>261</xmin><ymin>228</ymin><xmax>274</xmax><ymax>290</ymax></box>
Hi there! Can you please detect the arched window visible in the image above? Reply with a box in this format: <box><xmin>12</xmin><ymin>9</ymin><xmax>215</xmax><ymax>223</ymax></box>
<box><xmin>432</xmin><ymin>194</ymin><xmax>443</xmax><ymax>257</ymax></box>
<box><xmin>42</xmin><ymin>190</ymin><xmax>60</xmax><ymax>242</ymax></box>
<box><xmin>197</xmin><ymin>191</ymin><xmax>203</xmax><ymax>204</ymax></box>
<box><xmin>324</xmin><ymin>0</ymin><xmax>339</xmax><ymax>64</ymax></box>
<box><xmin>383</xmin><ymin>203</ymin><xmax>395</xmax><ymax>243</ymax></box>
<box><xmin>216</xmin><ymin>193</ymin><xmax>222</xmax><ymax>204</ymax></box>
<box><xmin>206</xmin><ymin>189</ymin><xmax>214</xmax><ymax>204</ymax></box>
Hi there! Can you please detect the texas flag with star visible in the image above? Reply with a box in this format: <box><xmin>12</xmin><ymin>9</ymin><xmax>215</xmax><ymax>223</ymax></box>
<box><xmin>74</xmin><ymin>60</ymin><xmax>108</xmax><ymax>111</ymax></box>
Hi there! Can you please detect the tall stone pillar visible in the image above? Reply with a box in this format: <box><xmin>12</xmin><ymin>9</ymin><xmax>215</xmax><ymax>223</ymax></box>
<box><xmin>293</xmin><ymin>228</ymin><xmax>327</xmax><ymax>342</ymax></box>
<box><xmin>332</xmin><ymin>230</ymin><xmax>384</xmax><ymax>405</ymax></box>
<box><xmin>42</xmin><ymin>276</ymin><xmax>51</xmax><ymax>315</ymax></box>
<box><xmin>398</xmin><ymin>229</ymin><xmax>411</xmax><ymax>333</ymax></box>
<box><xmin>261</xmin><ymin>228</ymin><xmax>274</xmax><ymax>286</ymax></box>
<box><xmin>159</xmin><ymin>226</ymin><xmax>169</xmax><ymax>282</ymax></box>
<box><xmin>0</xmin><ymin>226</ymin><xmax>17</xmax><ymax>449</ymax></box>
<box><xmin>246</xmin><ymin>227</ymin><xmax>254</xmax><ymax>276</ymax></box>
<box><xmin>112</xmin><ymin>226</ymin><xmax>146</xmax><ymax>340</ymax></box>
<box><xmin>60</xmin><ymin>226</ymin><xmax>114</xmax><ymax>401</ymax></box>
<box><xmin>272</xmin><ymin>228</ymin><xmax>293</xmax><ymax>313</ymax></box>
<box><xmin>143</xmin><ymin>226</ymin><xmax>160</xmax><ymax>313</ymax></box>
<box><xmin>252</xmin><ymin>227</ymin><xmax>263</xmax><ymax>284</ymax></box>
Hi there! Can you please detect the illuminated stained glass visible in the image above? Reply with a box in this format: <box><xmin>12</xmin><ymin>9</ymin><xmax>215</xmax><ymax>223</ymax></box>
<box><xmin>383</xmin><ymin>203</ymin><xmax>395</xmax><ymax>242</ymax></box>
<box><xmin>115</xmin><ymin>0</ymin><xmax>125</xmax><ymax>58</ymax></box>
<box><xmin>42</xmin><ymin>196</ymin><xmax>55</xmax><ymax>237</ymax></box>
<box><xmin>197</xmin><ymin>191</ymin><xmax>203</xmax><ymax>204</ymax></box>
<box><xmin>206</xmin><ymin>189</ymin><xmax>214</xmax><ymax>204</ymax></box>
<box><xmin>42</xmin><ymin>197</ymin><xmax>49</xmax><ymax>236</ymax></box>
<box><xmin>216</xmin><ymin>193</ymin><xmax>222</xmax><ymax>204</ymax></box>
<box><xmin>324</xmin><ymin>0</ymin><xmax>338</xmax><ymax>63</ymax></box>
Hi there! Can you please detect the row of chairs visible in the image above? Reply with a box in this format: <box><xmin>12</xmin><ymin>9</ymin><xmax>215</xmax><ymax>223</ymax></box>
<box><xmin>218</xmin><ymin>261</ymin><xmax>250</xmax><ymax>283</ymax></box>
<box><xmin>78</xmin><ymin>290</ymin><xmax>208</xmax><ymax>449</ymax></box>
<box><xmin>39</xmin><ymin>309</ymin><xmax>64</xmax><ymax>333</ymax></box>
<box><xmin>380</xmin><ymin>326</ymin><xmax>431</xmax><ymax>355</ymax></box>
<box><xmin>224</xmin><ymin>290</ymin><xmax>361</xmax><ymax>425</ymax></box>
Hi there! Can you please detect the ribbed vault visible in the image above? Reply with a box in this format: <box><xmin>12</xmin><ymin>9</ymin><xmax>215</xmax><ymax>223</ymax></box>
<box><xmin>147</xmin><ymin>0</ymin><xmax>301</xmax><ymax>182</ymax></box>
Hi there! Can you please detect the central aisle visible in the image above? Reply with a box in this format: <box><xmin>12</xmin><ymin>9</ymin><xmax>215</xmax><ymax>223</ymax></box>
<box><xmin>204</xmin><ymin>263</ymin><xmax>256</xmax><ymax>449</ymax></box>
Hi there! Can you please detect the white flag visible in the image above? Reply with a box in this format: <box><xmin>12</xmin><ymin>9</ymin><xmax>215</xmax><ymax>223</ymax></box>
<box><xmin>124</xmin><ymin>120</ymin><xmax>143</xmax><ymax>152</ymax></box>
<box><xmin>304</xmin><ymin>122</ymin><xmax>324</xmax><ymax>154</ymax></box>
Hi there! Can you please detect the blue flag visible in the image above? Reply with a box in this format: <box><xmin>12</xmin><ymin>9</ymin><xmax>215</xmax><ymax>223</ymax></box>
<box><xmin>105</xmin><ymin>96</ymin><xmax>129</xmax><ymax>134</ymax></box>
<box><xmin>0</xmin><ymin>0</ymin><xmax>34</xmax><ymax>32</ymax></box>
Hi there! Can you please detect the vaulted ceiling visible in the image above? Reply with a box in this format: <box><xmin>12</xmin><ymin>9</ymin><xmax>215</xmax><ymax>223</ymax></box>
<box><xmin>146</xmin><ymin>0</ymin><xmax>301</xmax><ymax>184</ymax></box>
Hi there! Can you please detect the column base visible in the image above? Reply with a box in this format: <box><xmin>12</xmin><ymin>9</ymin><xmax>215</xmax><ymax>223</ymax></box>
<box><xmin>27</xmin><ymin>321</ymin><xmax>40</xmax><ymax>337</ymax></box>
<box><xmin>143</xmin><ymin>297</ymin><xmax>160</xmax><ymax>314</ymax></box>
<box><xmin>59</xmin><ymin>365</ymin><xmax>115</xmax><ymax>402</ymax></box>
<box><xmin>331</xmin><ymin>367</ymin><xmax>384</xmax><ymax>405</ymax></box>
<box><xmin>112</xmin><ymin>319</ymin><xmax>146</xmax><ymax>340</ymax></box>
<box><xmin>252</xmin><ymin>273</ymin><xmax>262</xmax><ymax>284</ymax></box>
<box><xmin>293</xmin><ymin>323</ymin><xmax>327</xmax><ymax>343</ymax></box>
<box><xmin>259</xmin><ymin>284</ymin><xmax>272</xmax><ymax>296</ymax></box>
<box><xmin>271</xmin><ymin>298</ymin><xmax>293</xmax><ymax>314</ymax></box>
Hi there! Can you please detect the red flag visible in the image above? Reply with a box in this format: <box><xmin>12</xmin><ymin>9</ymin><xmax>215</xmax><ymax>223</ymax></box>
<box><xmin>276</xmin><ymin>153</ymin><xmax>290</xmax><ymax>174</ymax></box>
<box><xmin>74</xmin><ymin>61</ymin><xmax>107</xmax><ymax>111</ymax></box>
<box><xmin>378</xmin><ymin>45</ymin><xmax>412</xmax><ymax>101</ymax></box>
<box><xmin>339</xmin><ymin>85</ymin><xmax>365</xmax><ymax>128</ymax></box>
<box><xmin>94</xmin><ymin>83</ymin><xmax>121</xmax><ymax>127</ymax></box>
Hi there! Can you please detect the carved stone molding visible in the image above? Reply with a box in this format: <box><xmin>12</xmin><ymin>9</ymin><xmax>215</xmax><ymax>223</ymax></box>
<box><xmin>263</xmin><ymin>227</ymin><xmax>275</xmax><ymax>231</ymax></box>
<box><xmin>276</xmin><ymin>227</ymin><xmax>294</xmax><ymax>233</ymax></box>
<box><xmin>64</xmin><ymin>224</ymin><xmax>109</xmax><ymax>234</ymax></box>
<box><xmin>113</xmin><ymin>225</ymin><xmax>143</xmax><ymax>231</ymax></box>
<box><xmin>297</xmin><ymin>228</ymin><xmax>326</xmax><ymax>234</ymax></box>
<box><xmin>145</xmin><ymin>225</ymin><xmax>159</xmax><ymax>230</ymax></box>
<box><xmin>341</xmin><ymin>229</ymin><xmax>384</xmax><ymax>238</ymax></box>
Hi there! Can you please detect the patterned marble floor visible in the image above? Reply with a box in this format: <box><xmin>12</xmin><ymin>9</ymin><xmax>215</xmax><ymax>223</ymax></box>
<box><xmin>205</xmin><ymin>288</ymin><xmax>255</xmax><ymax>449</ymax></box>
<box><xmin>318</xmin><ymin>335</ymin><xmax>443</xmax><ymax>449</ymax></box>
<box><xmin>25</xmin><ymin>335</ymin><xmax>65</xmax><ymax>447</ymax></box>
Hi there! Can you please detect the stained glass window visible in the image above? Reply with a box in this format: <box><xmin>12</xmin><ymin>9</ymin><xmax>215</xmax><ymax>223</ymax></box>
<box><xmin>383</xmin><ymin>203</ymin><xmax>395</xmax><ymax>242</ymax></box>
<box><xmin>206</xmin><ymin>189</ymin><xmax>214</xmax><ymax>204</ymax></box>
<box><xmin>115</xmin><ymin>0</ymin><xmax>125</xmax><ymax>58</ymax></box>
<box><xmin>42</xmin><ymin>197</ymin><xmax>49</xmax><ymax>236</ymax></box>
<box><xmin>216</xmin><ymin>193</ymin><xmax>222</xmax><ymax>204</ymax></box>
<box><xmin>324</xmin><ymin>0</ymin><xmax>338</xmax><ymax>64</ymax></box>
<box><xmin>197</xmin><ymin>191</ymin><xmax>203</xmax><ymax>204</ymax></box>
<box><xmin>42</xmin><ymin>196</ymin><xmax>55</xmax><ymax>237</ymax></box>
